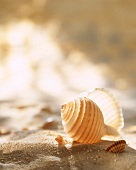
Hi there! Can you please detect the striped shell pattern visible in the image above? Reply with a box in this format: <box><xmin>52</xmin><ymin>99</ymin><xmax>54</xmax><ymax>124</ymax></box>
<box><xmin>61</xmin><ymin>88</ymin><xmax>124</xmax><ymax>144</ymax></box>
<box><xmin>106</xmin><ymin>140</ymin><xmax>126</xmax><ymax>153</ymax></box>
<box><xmin>79</xmin><ymin>88</ymin><xmax>124</xmax><ymax>131</ymax></box>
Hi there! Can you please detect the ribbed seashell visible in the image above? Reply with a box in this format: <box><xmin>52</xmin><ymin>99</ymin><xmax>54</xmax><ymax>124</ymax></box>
<box><xmin>79</xmin><ymin>88</ymin><xmax>124</xmax><ymax>131</ymax></box>
<box><xmin>106</xmin><ymin>140</ymin><xmax>126</xmax><ymax>153</ymax></box>
<box><xmin>61</xmin><ymin>88</ymin><xmax>124</xmax><ymax>144</ymax></box>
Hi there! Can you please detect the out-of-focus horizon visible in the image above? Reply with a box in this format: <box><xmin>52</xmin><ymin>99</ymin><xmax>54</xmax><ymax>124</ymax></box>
<box><xmin>0</xmin><ymin>0</ymin><xmax>136</xmax><ymax>108</ymax></box>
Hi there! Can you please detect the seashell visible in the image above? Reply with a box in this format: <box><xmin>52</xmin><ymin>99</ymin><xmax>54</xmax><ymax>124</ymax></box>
<box><xmin>55</xmin><ymin>135</ymin><xmax>65</xmax><ymax>145</ymax></box>
<box><xmin>0</xmin><ymin>128</ymin><xmax>11</xmax><ymax>135</ymax></box>
<box><xmin>106</xmin><ymin>140</ymin><xmax>126</xmax><ymax>153</ymax></box>
<box><xmin>79</xmin><ymin>88</ymin><xmax>124</xmax><ymax>131</ymax></box>
<box><xmin>61</xmin><ymin>88</ymin><xmax>124</xmax><ymax>144</ymax></box>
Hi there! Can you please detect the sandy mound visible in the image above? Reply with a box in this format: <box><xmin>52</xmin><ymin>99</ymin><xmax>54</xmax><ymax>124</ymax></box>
<box><xmin>0</xmin><ymin>130</ymin><xmax>135</xmax><ymax>170</ymax></box>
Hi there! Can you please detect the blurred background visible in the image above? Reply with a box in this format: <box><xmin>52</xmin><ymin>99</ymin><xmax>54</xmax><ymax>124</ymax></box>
<box><xmin>0</xmin><ymin>0</ymin><xmax>136</xmax><ymax>133</ymax></box>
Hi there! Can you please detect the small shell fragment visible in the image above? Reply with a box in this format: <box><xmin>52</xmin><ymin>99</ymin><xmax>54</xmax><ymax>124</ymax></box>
<box><xmin>22</xmin><ymin>127</ymin><xmax>29</xmax><ymax>131</ymax></box>
<box><xmin>0</xmin><ymin>128</ymin><xmax>11</xmax><ymax>135</ymax></box>
<box><xmin>55</xmin><ymin>135</ymin><xmax>65</xmax><ymax>145</ymax></box>
<box><xmin>106</xmin><ymin>140</ymin><xmax>126</xmax><ymax>153</ymax></box>
<box><xmin>41</xmin><ymin>118</ymin><xmax>57</xmax><ymax>130</ymax></box>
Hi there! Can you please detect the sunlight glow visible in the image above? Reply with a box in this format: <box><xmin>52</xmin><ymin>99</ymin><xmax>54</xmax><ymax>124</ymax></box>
<box><xmin>0</xmin><ymin>20</ymin><xmax>105</xmax><ymax>101</ymax></box>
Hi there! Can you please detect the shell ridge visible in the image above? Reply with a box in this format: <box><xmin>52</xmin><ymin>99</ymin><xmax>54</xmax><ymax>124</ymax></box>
<box><xmin>84</xmin><ymin>99</ymin><xmax>97</xmax><ymax>143</ymax></box>
<box><xmin>66</xmin><ymin>99</ymin><xmax>80</xmax><ymax>133</ymax></box>
<box><xmin>88</xmin><ymin>103</ymin><xmax>100</xmax><ymax>143</ymax></box>
<box><xmin>66</xmin><ymin>99</ymin><xmax>80</xmax><ymax>134</ymax></box>
<box><xmin>71</xmin><ymin>98</ymin><xmax>85</xmax><ymax>139</ymax></box>
<box><xmin>90</xmin><ymin>103</ymin><xmax>105</xmax><ymax>143</ymax></box>
<box><xmin>63</xmin><ymin>103</ymin><xmax>73</xmax><ymax>121</ymax></box>
<box><xmin>76</xmin><ymin>98</ymin><xmax>92</xmax><ymax>142</ymax></box>
<box><xmin>85</xmin><ymin>101</ymin><xmax>102</xmax><ymax>143</ymax></box>
<box><xmin>106</xmin><ymin>140</ymin><xmax>126</xmax><ymax>153</ymax></box>
<box><xmin>62</xmin><ymin>101</ymin><xmax>75</xmax><ymax>122</ymax></box>
<box><xmin>61</xmin><ymin>100</ymin><xmax>76</xmax><ymax>132</ymax></box>
<box><xmin>82</xmin><ymin>88</ymin><xmax>124</xmax><ymax>131</ymax></box>
<box><xmin>105</xmin><ymin>119</ymin><xmax>123</xmax><ymax>129</ymax></box>
<box><xmin>69</xmin><ymin>99</ymin><xmax>85</xmax><ymax>137</ymax></box>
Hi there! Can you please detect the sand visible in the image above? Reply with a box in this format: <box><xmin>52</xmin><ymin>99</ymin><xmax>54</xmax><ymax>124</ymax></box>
<box><xmin>0</xmin><ymin>130</ymin><xmax>135</xmax><ymax>170</ymax></box>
